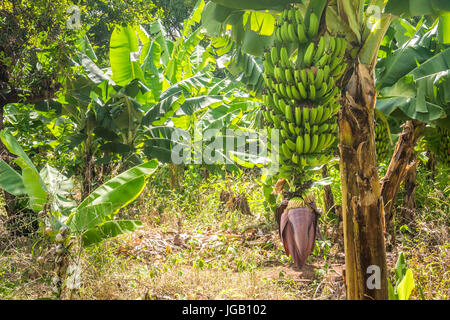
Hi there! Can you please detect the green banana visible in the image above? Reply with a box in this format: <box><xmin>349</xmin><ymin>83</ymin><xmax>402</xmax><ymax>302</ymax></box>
<box><xmin>303</xmin><ymin>133</ymin><xmax>311</xmax><ymax>153</ymax></box>
<box><xmin>310</xmin><ymin>107</ymin><xmax>317</xmax><ymax>124</ymax></box>
<box><xmin>288</xmin><ymin>122</ymin><xmax>296</xmax><ymax>136</ymax></box>
<box><xmin>274</xmin><ymin>66</ymin><xmax>282</xmax><ymax>82</ymax></box>
<box><xmin>294</xmin><ymin>70</ymin><xmax>301</xmax><ymax>83</ymax></box>
<box><xmin>297</xmin><ymin>23</ymin><xmax>308</xmax><ymax>44</ymax></box>
<box><xmin>307</xmin><ymin>12</ymin><xmax>319</xmax><ymax>39</ymax></box>
<box><xmin>279</xmin><ymin>83</ymin><xmax>287</xmax><ymax>98</ymax></box>
<box><xmin>271</xmin><ymin>47</ymin><xmax>279</xmax><ymax>66</ymax></box>
<box><xmin>295</xmin><ymin>107</ymin><xmax>302</xmax><ymax>126</ymax></box>
<box><xmin>328</xmin><ymin>36</ymin><xmax>336</xmax><ymax>53</ymax></box>
<box><xmin>286</xmin><ymin>138</ymin><xmax>297</xmax><ymax>151</ymax></box>
<box><xmin>310</xmin><ymin>134</ymin><xmax>319</xmax><ymax>153</ymax></box>
<box><xmin>287</xmin><ymin>23</ymin><xmax>297</xmax><ymax>42</ymax></box>
<box><xmin>291</xmin><ymin>85</ymin><xmax>301</xmax><ymax>100</ymax></box>
<box><xmin>302</xmin><ymin>107</ymin><xmax>310</xmax><ymax>125</ymax></box>
<box><xmin>303</xmin><ymin>42</ymin><xmax>315</xmax><ymax>67</ymax></box>
<box><xmin>295</xmin><ymin>10</ymin><xmax>303</xmax><ymax>25</ymax></box>
<box><xmin>297</xmin><ymin>82</ymin><xmax>308</xmax><ymax>99</ymax></box>
<box><xmin>296</xmin><ymin>135</ymin><xmax>304</xmax><ymax>154</ymax></box>
<box><xmin>314</xmin><ymin>68</ymin><xmax>324</xmax><ymax>87</ymax></box>
<box><xmin>315</xmin><ymin>104</ymin><xmax>324</xmax><ymax>124</ymax></box>
<box><xmin>281</xmin><ymin>22</ymin><xmax>289</xmax><ymax>42</ymax></box>
<box><xmin>307</xmin><ymin>68</ymin><xmax>315</xmax><ymax>84</ymax></box>
<box><xmin>313</xmin><ymin>36</ymin><xmax>325</xmax><ymax>62</ymax></box>
<box><xmin>291</xmin><ymin>153</ymin><xmax>299</xmax><ymax>164</ymax></box>
<box><xmin>285</xmin><ymin>68</ymin><xmax>293</xmax><ymax>83</ymax></box>
<box><xmin>282</xmin><ymin>142</ymin><xmax>293</xmax><ymax>159</ymax></box>
<box><xmin>273</xmin><ymin>112</ymin><xmax>281</xmax><ymax>128</ymax></box>
<box><xmin>284</xmin><ymin>104</ymin><xmax>293</xmax><ymax>122</ymax></box>
<box><xmin>288</xmin><ymin>8</ymin><xmax>295</xmax><ymax>23</ymax></box>
<box><xmin>309</xmin><ymin>84</ymin><xmax>316</xmax><ymax>100</ymax></box>
<box><xmin>285</xmin><ymin>85</ymin><xmax>293</xmax><ymax>99</ymax></box>
<box><xmin>300</xmin><ymin>69</ymin><xmax>308</xmax><ymax>85</ymax></box>
<box><xmin>315</xmin><ymin>134</ymin><xmax>327</xmax><ymax>153</ymax></box>
<box><xmin>316</xmin><ymin>82</ymin><xmax>328</xmax><ymax>100</ymax></box>
<box><xmin>280</xmin><ymin>47</ymin><xmax>289</xmax><ymax>68</ymax></box>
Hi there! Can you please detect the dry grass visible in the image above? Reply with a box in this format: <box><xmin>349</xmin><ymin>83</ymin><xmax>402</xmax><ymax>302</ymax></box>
<box><xmin>0</xmin><ymin>169</ymin><xmax>448</xmax><ymax>300</ymax></box>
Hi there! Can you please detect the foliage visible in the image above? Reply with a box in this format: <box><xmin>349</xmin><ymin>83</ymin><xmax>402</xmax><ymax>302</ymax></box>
<box><xmin>376</xmin><ymin>20</ymin><xmax>450</xmax><ymax>125</ymax></box>
<box><xmin>388</xmin><ymin>252</ymin><xmax>416</xmax><ymax>300</ymax></box>
<box><xmin>0</xmin><ymin>129</ymin><xmax>158</xmax><ymax>246</ymax></box>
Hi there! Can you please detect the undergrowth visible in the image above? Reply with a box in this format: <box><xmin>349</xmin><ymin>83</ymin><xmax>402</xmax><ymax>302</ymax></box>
<box><xmin>0</xmin><ymin>163</ymin><xmax>448</xmax><ymax>300</ymax></box>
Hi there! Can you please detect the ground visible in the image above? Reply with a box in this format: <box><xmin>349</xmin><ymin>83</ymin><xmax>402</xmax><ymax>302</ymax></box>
<box><xmin>0</xmin><ymin>165</ymin><xmax>448</xmax><ymax>300</ymax></box>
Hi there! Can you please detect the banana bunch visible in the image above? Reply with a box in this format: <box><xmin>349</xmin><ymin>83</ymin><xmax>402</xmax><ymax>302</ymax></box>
<box><xmin>275</xmin><ymin>7</ymin><xmax>319</xmax><ymax>44</ymax></box>
<box><xmin>375</xmin><ymin>121</ymin><xmax>392</xmax><ymax>163</ymax></box>
<box><xmin>262</xmin><ymin>5</ymin><xmax>347</xmax><ymax>186</ymax></box>
<box><xmin>436</xmin><ymin>127</ymin><xmax>450</xmax><ymax>167</ymax></box>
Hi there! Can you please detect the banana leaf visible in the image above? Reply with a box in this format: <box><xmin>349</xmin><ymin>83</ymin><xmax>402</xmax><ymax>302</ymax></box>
<box><xmin>77</xmin><ymin>160</ymin><xmax>158</xmax><ymax>213</ymax></box>
<box><xmin>81</xmin><ymin>220</ymin><xmax>143</xmax><ymax>246</ymax></box>
<box><xmin>109</xmin><ymin>25</ymin><xmax>145</xmax><ymax>86</ymax></box>
<box><xmin>0</xmin><ymin>160</ymin><xmax>26</xmax><ymax>196</ymax></box>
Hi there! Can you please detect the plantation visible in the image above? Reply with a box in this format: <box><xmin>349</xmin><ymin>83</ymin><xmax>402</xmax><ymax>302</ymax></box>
<box><xmin>0</xmin><ymin>0</ymin><xmax>448</xmax><ymax>301</ymax></box>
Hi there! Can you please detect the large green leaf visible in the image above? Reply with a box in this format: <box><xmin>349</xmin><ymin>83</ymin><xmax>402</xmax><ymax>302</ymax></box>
<box><xmin>15</xmin><ymin>158</ymin><xmax>48</xmax><ymax>212</ymax></box>
<box><xmin>81</xmin><ymin>220</ymin><xmax>143</xmax><ymax>246</ymax></box>
<box><xmin>241</xmin><ymin>28</ymin><xmax>273</xmax><ymax>57</ymax></box>
<box><xmin>0</xmin><ymin>130</ymin><xmax>38</xmax><ymax>172</ymax></box>
<box><xmin>395</xmin><ymin>252</ymin><xmax>408</xmax><ymax>282</ymax></box>
<box><xmin>0</xmin><ymin>160</ymin><xmax>26</xmax><ymax>196</ymax></box>
<box><xmin>376</xmin><ymin>96</ymin><xmax>445</xmax><ymax>122</ymax></box>
<box><xmin>242</xmin><ymin>11</ymin><xmax>276</xmax><ymax>36</ymax></box>
<box><xmin>0</xmin><ymin>130</ymin><xmax>48</xmax><ymax>212</ymax></box>
<box><xmin>150</xmin><ymin>20</ymin><xmax>173</xmax><ymax>66</ymax></box>
<box><xmin>141</xmin><ymin>41</ymin><xmax>163</xmax><ymax>103</ymax></box>
<box><xmin>409</xmin><ymin>47</ymin><xmax>450</xmax><ymax>80</ymax></box>
<box><xmin>142</xmin><ymin>93</ymin><xmax>186</xmax><ymax>126</ymax></box>
<box><xmin>77</xmin><ymin>160</ymin><xmax>158</xmax><ymax>213</ymax></box>
<box><xmin>438</xmin><ymin>13</ymin><xmax>450</xmax><ymax>44</ymax></box>
<box><xmin>66</xmin><ymin>203</ymin><xmax>113</xmax><ymax>233</ymax></box>
<box><xmin>143</xmin><ymin>127</ymin><xmax>191</xmax><ymax>163</ymax></box>
<box><xmin>201</xmin><ymin>1</ymin><xmax>224</xmax><ymax>37</ymax></box>
<box><xmin>110</xmin><ymin>25</ymin><xmax>144</xmax><ymax>86</ymax></box>
<box><xmin>377</xmin><ymin>45</ymin><xmax>434</xmax><ymax>89</ymax></box>
<box><xmin>397</xmin><ymin>269</ymin><xmax>415</xmax><ymax>300</ymax></box>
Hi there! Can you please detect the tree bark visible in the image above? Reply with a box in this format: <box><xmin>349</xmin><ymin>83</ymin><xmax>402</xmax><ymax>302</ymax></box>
<box><xmin>380</xmin><ymin>120</ymin><xmax>425</xmax><ymax>222</ymax></box>
<box><xmin>338</xmin><ymin>63</ymin><xmax>388</xmax><ymax>300</ymax></box>
<box><xmin>403</xmin><ymin>157</ymin><xmax>418</xmax><ymax>211</ymax></box>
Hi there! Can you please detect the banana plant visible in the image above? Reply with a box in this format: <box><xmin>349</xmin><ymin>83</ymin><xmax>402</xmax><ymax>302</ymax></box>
<box><xmin>375</xmin><ymin>19</ymin><xmax>450</xmax><ymax>220</ymax></box>
<box><xmin>63</xmin><ymin>159</ymin><xmax>158</xmax><ymax>246</ymax></box>
<box><xmin>201</xmin><ymin>0</ymin><xmax>450</xmax><ymax>300</ymax></box>
<box><xmin>0</xmin><ymin>129</ymin><xmax>158</xmax><ymax>246</ymax></box>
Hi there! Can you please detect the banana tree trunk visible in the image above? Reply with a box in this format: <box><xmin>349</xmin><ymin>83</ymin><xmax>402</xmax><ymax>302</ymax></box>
<box><xmin>338</xmin><ymin>63</ymin><xmax>388</xmax><ymax>300</ymax></box>
<box><xmin>322</xmin><ymin>165</ymin><xmax>336</xmax><ymax>216</ymax></box>
<box><xmin>403</xmin><ymin>155</ymin><xmax>418</xmax><ymax>211</ymax></box>
<box><xmin>380</xmin><ymin>120</ymin><xmax>425</xmax><ymax>222</ymax></box>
